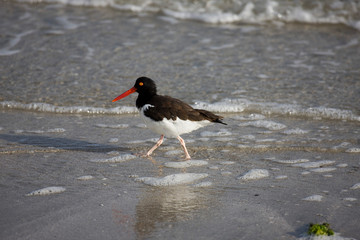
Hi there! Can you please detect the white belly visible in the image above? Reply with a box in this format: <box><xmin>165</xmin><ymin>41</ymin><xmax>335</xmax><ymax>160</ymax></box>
<box><xmin>140</xmin><ymin>104</ymin><xmax>211</xmax><ymax>138</ymax></box>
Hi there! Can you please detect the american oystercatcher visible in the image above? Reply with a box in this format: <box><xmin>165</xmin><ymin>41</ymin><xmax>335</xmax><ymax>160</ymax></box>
<box><xmin>112</xmin><ymin>77</ymin><xmax>226</xmax><ymax>160</ymax></box>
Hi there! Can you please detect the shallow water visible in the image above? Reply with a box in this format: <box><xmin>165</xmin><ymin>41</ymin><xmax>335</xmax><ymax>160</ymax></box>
<box><xmin>1</xmin><ymin>110</ymin><xmax>359</xmax><ymax>239</ymax></box>
<box><xmin>1</xmin><ymin>2</ymin><xmax>360</xmax><ymax>118</ymax></box>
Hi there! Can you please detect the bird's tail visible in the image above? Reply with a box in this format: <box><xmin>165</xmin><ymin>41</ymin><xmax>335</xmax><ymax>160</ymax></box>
<box><xmin>196</xmin><ymin>109</ymin><xmax>227</xmax><ymax>125</ymax></box>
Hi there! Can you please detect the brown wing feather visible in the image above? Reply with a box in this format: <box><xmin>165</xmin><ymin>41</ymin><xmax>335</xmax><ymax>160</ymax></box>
<box><xmin>145</xmin><ymin>95</ymin><xmax>226</xmax><ymax>125</ymax></box>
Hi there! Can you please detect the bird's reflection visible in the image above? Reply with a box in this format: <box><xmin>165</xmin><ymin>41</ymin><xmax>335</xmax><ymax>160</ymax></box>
<box><xmin>134</xmin><ymin>185</ymin><xmax>209</xmax><ymax>239</ymax></box>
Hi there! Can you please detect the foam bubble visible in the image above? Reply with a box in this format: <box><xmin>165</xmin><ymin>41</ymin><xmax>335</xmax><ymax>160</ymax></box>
<box><xmin>256</xmin><ymin>138</ymin><xmax>277</xmax><ymax>143</ymax></box>
<box><xmin>233</xmin><ymin>114</ymin><xmax>265</xmax><ymax>121</ymax></box>
<box><xmin>26</xmin><ymin>186</ymin><xmax>66</xmax><ymax>196</ymax></box>
<box><xmin>283</xmin><ymin>128</ymin><xmax>309</xmax><ymax>135</ymax></box>
<box><xmin>292</xmin><ymin>160</ymin><xmax>335</xmax><ymax>168</ymax></box>
<box><xmin>209</xmin><ymin>44</ymin><xmax>235</xmax><ymax>50</ymax></box>
<box><xmin>208</xmin><ymin>166</ymin><xmax>219</xmax><ymax>170</ymax></box>
<box><xmin>193</xmin><ymin>181</ymin><xmax>212</xmax><ymax>187</ymax></box>
<box><xmin>343</xmin><ymin>198</ymin><xmax>357</xmax><ymax>202</ymax></box>
<box><xmin>302</xmin><ymin>195</ymin><xmax>323</xmax><ymax>202</ymax></box>
<box><xmin>90</xmin><ymin>154</ymin><xmax>136</xmax><ymax>163</ymax></box>
<box><xmin>193</xmin><ymin>99</ymin><xmax>246</xmax><ymax>113</ymax></box>
<box><xmin>135</xmin><ymin>173</ymin><xmax>208</xmax><ymax>186</ymax></box>
<box><xmin>345</xmin><ymin>148</ymin><xmax>360</xmax><ymax>153</ymax></box>
<box><xmin>254</xmin><ymin>145</ymin><xmax>271</xmax><ymax>150</ymax></box>
<box><xmin>200</xmin><ymin>129</ymin><xmax>232</xmax><ymax>137</ymax></box>
<box><xmin>313</xmin><ymin>50</ymin><xmax>336</xmax><ymax>56</ymax></box>
<box><xmin>289</xmin><ymin>60</ymin><xmax>313</xmax><ymax>71</ymax></box>
<box><xmin>215</xmin><ymin>137</ymin><xmax>235</xmax><ymax>142</ymax></box>
<box><xmin>275</xmin><ymin>175</ymin><xmax>288</xmax><ymax>180</ymax></box>
<box><xmin>336</xmin><ymin>163</ymin><xmax>348</xmax><ymax>168</ymax></box>
<box><xmin>323</xmin><ymin>174</ymin><xmax>333</xmax><ymax>178</ymax></box>
<box><xmin>0</xmin><ymin>101</ymin><xmax>137</xmax><ymax>115</ymax></box>
<box><xmin>13</xmin><ymin>128</ymin><xmax>66</xmax><ymax>134</ymax></box>
<box><xmin>238</xmin><ymin>169</ymin><xmax>269</xmax><ymax>180</ymax></box>
<box><xmin>164</xmin><ymin>160</ymin><xmax>208</xmax><ymax>168</ymax></box>
<box><xmin>219</xmin><ymin>161</ymin><xmax>235</xmax><ymax>165</ymax></box>
<box><xmin>108</xmin><ymin>138</ymin><xmax>119</xmax><ymax>143</ymax></box>
<box><xmin>240</xmin><ymin>134</ymin><xmax>256</xmax><ymax>140</ymax></box>
<box><xmin>47</xmin><ymin>128</ymin><xmax>66</xmax><ymax>133</ymax></box>
<box><xmin>16</xmin><ymin>129</ymin><xmax>44</xmax><ymax>134</ymax></box>
<box><xmin>221</xmin><ymin>171</ymin><xmax>232</xmax><ymax>176</ymax></box>
<box><xmin>310</xmin><ymin>167</ymin><xmax>337</xmax><ymax>173</ymax></box>
<box><xmin>265</xmin><ymin>158</ymin><xmax>309</xmax><ymax>164</ymax></box>
<box><xmin>107</xmin><ymin>151</ymin><xmax>120</xmax><ymax>155</ymax></box>
<box><xmin>128</xmin><ymin>174</ymin><xmax>139</xmax><ymax>178</ymax></box>
<box><xmin>95</xmin><ymin>124</ymin><xmax>129</xmax><ymax>129</ymax></box>
<box><xmin>77</xmin><ymin>175</ymin><xmax>94</xmax><ymax>180</ymax></box>
<box><xmin>126</xmin><ymin>138</ymin><xmax>159</xmax><ymax>144</ymax></box>
<box><xmin>239</xmin><ymin>120</ymin><xmax>286</xmax><ymax>130</ymax></box>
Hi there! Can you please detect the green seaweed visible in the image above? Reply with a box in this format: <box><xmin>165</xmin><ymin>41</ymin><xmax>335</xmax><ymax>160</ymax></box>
<box><xmin>308</xmin><ymin>223</ymin><xmax>334</xmax><ymax>236</ymax></box>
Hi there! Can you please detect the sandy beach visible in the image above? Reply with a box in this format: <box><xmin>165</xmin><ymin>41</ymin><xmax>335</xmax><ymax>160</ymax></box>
<box><xmin>1</xmin><ymin>1</ymin><xmax>360</xmax><ymax>239</ymax></box>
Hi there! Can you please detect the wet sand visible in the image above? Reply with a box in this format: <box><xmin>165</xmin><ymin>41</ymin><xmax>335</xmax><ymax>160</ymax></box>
<box><xmin>0</xmin><ymin>110</ymin><xmax>359</xmax><ymax>240</ymax></box>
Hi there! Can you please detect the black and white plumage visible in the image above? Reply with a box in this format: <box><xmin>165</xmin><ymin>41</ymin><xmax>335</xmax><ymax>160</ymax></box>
<box><xmin>112</xmin><ymin>77</ymin><xmax>226</xmax><ymax>160</ymax></box>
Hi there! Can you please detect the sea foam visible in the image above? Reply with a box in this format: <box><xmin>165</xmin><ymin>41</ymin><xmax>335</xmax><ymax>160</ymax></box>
<box><xmin>26</xmin><ymin>186</ymin><xmax>66</xmax><ymax>196</ymax></box>
<box><xmin>239</xmin><ymin>120</ymin><xmax>286</xmax><ymax>130</ymax></box>
<box><xmin>0</xmin><ymin>101</ymin><xmax>137</xmax><ymax>115</ymax></box>
<box><xmin>292</xmin><ymin>160</ymin><xmax>336</xmax><ymax>168</ymax></box>
<box><xmin>164</xmin><ymin>160</ymin><xmax>208</xmax><ymax>169</ymax></box>
<box><xmin>90</xmin><ymin>154</ymin><xmax>136</xmax><ymax>163</ymax></box>
<box><xmin>135</xmin><ymin>173</ymin><xmax>208</xmax><ymax>186</ymax></box>
<box><xmin>95</xmin><ymin>123</ymin><xmax>129</xmax><ymax>128</ymax></box>
<box><xmin>17</xmin><ymin>0</ymin><xmax>360</xmax><ymax>32</ymax></box>
<box><xmin>302</xmin><ymin>195</ymin><xmax>323</xmax><ymax>202</ymax></box>
<box><xmin>1</xmin><ymin>99</ymin><xmax>359</xmax><ymax>122</ymax></box>
<box><xmin>238</xmin><ymin>169</ymin><xmax>269</xmax><ymax>180</ymax></box>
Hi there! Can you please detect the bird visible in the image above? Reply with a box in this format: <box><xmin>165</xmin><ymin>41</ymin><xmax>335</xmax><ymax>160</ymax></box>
<box><xmin>112</xmin><ymin>76</ymin><xmax>226</xmax><ymax>160</ymax></box>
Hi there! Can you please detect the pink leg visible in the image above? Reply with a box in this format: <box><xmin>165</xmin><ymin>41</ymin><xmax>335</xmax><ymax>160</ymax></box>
<box><xmin>177</xmin><ymin>136</ymin><xmax>191</xmax><ymax>160</ymax></box>
<box><xmin>145</xmin><ymin>135</ymin><xmax>164</xmax><ymax>157</ymax></box>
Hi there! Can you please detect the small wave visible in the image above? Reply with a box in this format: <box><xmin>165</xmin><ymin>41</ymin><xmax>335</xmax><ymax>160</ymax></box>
<box><xmin>1</xmin><ymin>99</ymin><xmax>359</xmax><ymax>122</ymax></box>
<box><xmin>194</xmin><ymin>99</ymin><xmax>360</xmax><ymax>122</ymax></box>
<box><xmin>19</xmin><ymin>0</ymin><xmax>360</xmax><ymax>31</ymax></box>
<box><xmin>0</xmin><ymin>101</ymin><xmax>137</xmax><ymax>115</ymax></box>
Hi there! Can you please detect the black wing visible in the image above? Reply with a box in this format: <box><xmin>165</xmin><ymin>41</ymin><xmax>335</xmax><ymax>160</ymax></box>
<box><xmin>144</xmin><ymin>95</ymin><xmax>226</xmax><ymax>125</ymax></box>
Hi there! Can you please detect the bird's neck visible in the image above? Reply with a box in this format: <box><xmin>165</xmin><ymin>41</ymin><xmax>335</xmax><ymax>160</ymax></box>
<box><xmin>136</xmin><ymin>93</ymin><xmax>156</xmax><ymax>109</ymax></box>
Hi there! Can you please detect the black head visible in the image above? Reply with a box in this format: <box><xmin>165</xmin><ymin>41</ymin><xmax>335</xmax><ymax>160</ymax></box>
<box><xmin>112</xmin><ymin>76</ymin><xmax>157</xmax><ymax>104</ymax></box>
<box><xmin>134</xmin><ymin>77</ymin><xmax>157</xmax><ymax>96</ymax></box>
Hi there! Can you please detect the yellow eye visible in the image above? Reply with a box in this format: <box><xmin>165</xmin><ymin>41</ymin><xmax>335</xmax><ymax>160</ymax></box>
<box><xmin>139</xmin><ymin>82</ymin><xmax>144</xmax><ymax>86</ymax></box>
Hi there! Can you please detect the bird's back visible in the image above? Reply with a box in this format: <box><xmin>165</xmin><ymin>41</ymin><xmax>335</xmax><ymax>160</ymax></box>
<box><xmin>143</xmin><ymin>95</ymin><xmax>226</xmax><ymax>124</ymax></box>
